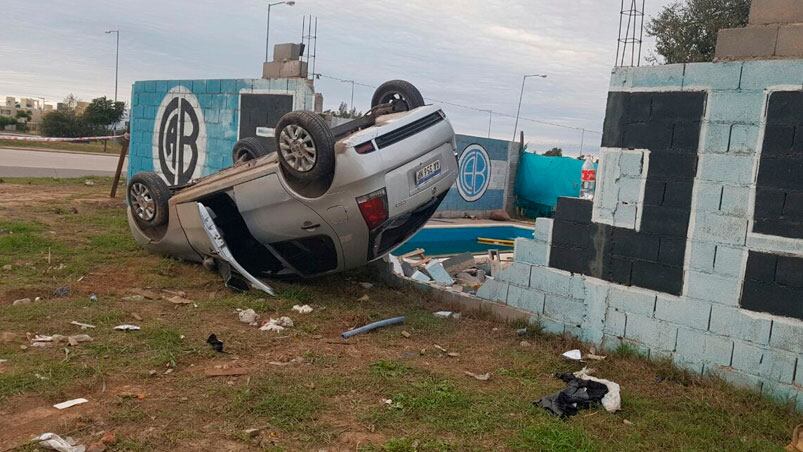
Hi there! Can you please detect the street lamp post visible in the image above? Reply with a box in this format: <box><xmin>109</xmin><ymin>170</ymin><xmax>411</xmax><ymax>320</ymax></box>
<box><xmin>265</xmin><ymin>1</ymin><xmax>296</xmax><ymax>63</ymax></box>
<box><xmin>512</xmin><ymin>73</ymin><xmax>547</xmax><ymax>142</ymax></box>
<box><xmin>105</xmin><ymin>30</ymin><xmax>119</xmax><ymax>102</ymax></box>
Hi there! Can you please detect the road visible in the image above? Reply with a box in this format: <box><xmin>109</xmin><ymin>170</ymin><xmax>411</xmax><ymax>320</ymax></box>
<box><xmin>0</xmin><ymin>147</ymin><xmax>127</xmax><ymax>178</ymax></box>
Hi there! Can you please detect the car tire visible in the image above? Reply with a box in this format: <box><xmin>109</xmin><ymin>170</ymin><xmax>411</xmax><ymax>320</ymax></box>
<box><xmin>128</xmin><ymin>172</ymin><xmax>170</xmax><ymax>230</ymax></box>
<box><xmin>371</xmin><ymin>80</ymin><xmax>425</xmax><ymax>111</ymax></box>
<box><xmin>232</xmin><ymin>137</ymin><xmax>272</xmax><ymax>164</ymax></box>
<box><xmin>275</xmin><ymin>110</ymin><xmax>335</xmax><ymax>183</ymax></box>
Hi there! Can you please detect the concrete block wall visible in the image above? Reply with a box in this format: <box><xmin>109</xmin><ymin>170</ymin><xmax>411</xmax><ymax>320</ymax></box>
<box><xmin>716</xmin><ymin>0</ymin><xmax>803</xmax><ymax>60</ymax></box>
<box><xmin>477</xmin><ymin>59</ymin><xmax>803</xmax><ymax>409</ymax></box>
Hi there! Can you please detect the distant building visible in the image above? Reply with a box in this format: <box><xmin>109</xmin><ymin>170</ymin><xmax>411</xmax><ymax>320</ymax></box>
<box><xmin>75</xmin><ymin>101</ymin><xmax>90</xmax><ymax>115</ymax></box>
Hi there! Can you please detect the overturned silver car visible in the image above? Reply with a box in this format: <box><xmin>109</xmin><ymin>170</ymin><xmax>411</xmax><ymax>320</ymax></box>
<box><xmin>126</xmin><ymin>80</ymin><xmax>457</xmax><ymax>293</ymax></box>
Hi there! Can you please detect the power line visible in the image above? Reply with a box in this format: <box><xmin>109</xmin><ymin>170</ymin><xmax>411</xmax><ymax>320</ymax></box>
<box><xmin>314</xmin><ymin>73</ymin><xmax>602</xmax><ymax>135</ymax></box>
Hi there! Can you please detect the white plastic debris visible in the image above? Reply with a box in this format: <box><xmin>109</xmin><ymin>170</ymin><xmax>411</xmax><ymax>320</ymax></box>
<box><xmin>291</xmin><ymin>304</ymin><xmax>313</xmax><ymax>314</ymax></box>
<box><xmin>561</xmin><ymin>349</ymin><xmax>583</xmax><ymax>361</ymax></box>
<box><xmin>36</xmin><ymin>432</ymin><xmax>86</xmax><ymax>452</ymax></box>
<box><xmin>53</xmin><ymin>398</ymin><xmax>88</xmax><ymax>410</ymax></box>
<box><xmin>260</xmin><ymin>323</ymin><xmax>284</xmax><ymax>333</ymax></box>
<box><xmin>574</xmin><ymin>367</ymin><xmax>621</xmax><ymax>413</ymax></box>
<box><xmin>259</xmin><ymin>316</ymin><xmax>294</xmax><ymax>332</ymax></box>
<box><xmin>70</xmin><ymin>321</ymin><xmax>96</xmax><ymax>330</ymax></box>
<box><xmin>464</xmin><ymin>371</ymin><xmax>491</xmax><ymax>381</ymax></box>
<box><xmin>388</xmin><ymin>254</ymin><xmax>403</xmax><ymax>275</ymax></box>
<box><xmin>359</xmin><ymin>282</ymin><xmax>374</xmax><ymax>289</ymax></box>
<box><xmin>433</xmin><ymin>311</ymin><xmax>460</xmax><ymax>319</ymax></box>
<box><xmin>31</xmin><ymin>334</ymin><xmax>93</xmax><ymax>346</ymax></box>
<box><xmin>238</xmin><ymin>308</ymin><xmax>259</xmax><ymax>324</ymax></box>
<box><xmin>113</xmin><ymin>324</ymin><xmax>141</xmax><ymax>331</ymax></box>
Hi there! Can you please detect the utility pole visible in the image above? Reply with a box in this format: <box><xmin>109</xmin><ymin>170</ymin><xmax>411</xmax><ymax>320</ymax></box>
<box><xmin>105</xmin><ymin>30</ymin><xmax>119</xmax><ymax>102</ymax></box>
<box><xmin>265</xmin><ymin>1</ymin><xmax>296</xmax><ymax>62</ymax></box>
<box><xmin>580</xmin><ymin>128</ymin><xmax>586</xmax><ymax>155</ymax></box>
<box><xmin>512</xmin><ymin>74</ymin><xmax>547</xmax><ymax>142</ymax></box>
<box><xmin>485</xmin><ymin>110</ymin><xmax>492</xmax><ymax>138</ymax></box>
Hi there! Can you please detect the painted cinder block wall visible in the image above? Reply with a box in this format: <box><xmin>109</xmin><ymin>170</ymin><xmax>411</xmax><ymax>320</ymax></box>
<box><xmin>477</xmin><ymin>59</ymin><xmax>803</xmax><ymax>408</ymax></box>
<box><xmin>127</xmin><ymin>78</ymin><xmax>519</xmax><ymax>216</ymax></box>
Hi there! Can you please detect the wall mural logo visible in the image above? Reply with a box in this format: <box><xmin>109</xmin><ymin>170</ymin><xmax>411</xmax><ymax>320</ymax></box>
<box><xmin>456</xmin><ymin>144</ymin><xmax>491</xmax><ymax>202</ymax></box>
<box><xmin>152</xmin><ymin>87</ymin><xmax>206</xmax><ymax>185</ymax></box>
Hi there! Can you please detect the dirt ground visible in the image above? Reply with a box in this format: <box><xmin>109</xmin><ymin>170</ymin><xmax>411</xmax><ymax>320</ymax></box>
<box><xmin>0</xmin><ymin>177</ymin><xmax>800</xmax><ymax>451</ymax></box>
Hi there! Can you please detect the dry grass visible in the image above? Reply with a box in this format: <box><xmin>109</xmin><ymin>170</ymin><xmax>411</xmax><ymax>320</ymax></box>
<box><xmin>0</xmin><ymin>177</ymin><xmax>799</xmax><ymax>451</ymax></box>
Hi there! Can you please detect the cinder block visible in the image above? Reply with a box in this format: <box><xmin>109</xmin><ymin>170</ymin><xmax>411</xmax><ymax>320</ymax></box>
<box><xmin>534</xmin><ymin>217</ymin><xmax>553</xmax><ymax>242</ymax></box>
<box><xmin>506</xmin><ymin>285</ymin><xmax>545</xmax><ymax>313</ymax></box>
<box><xmin>603</xmin><ymin>307</ymin><xmax>627</xmax><ymax>336</ymax></box>
<box><xmin>617</xmin><ymin>177</ymin><xmax>644</xmax><ymax>204</ymax></box>
<box><xmin>688</xmin><ymin>241</ymin><xmax>716</xmax><ymax>273</ymax></box>
<box><xmin>544</xmin><ymin>294</ymin><xmax>586</xmax><ymax>326</ymax></box>
<box><xmin>655</xmin><ymin>295</ymin><xmax>711</xmax><ymax>330</ymax></box>
<box><xmin>629</xmin><ymin>63</ymin><xmax>685</xmax><ymax>88</ymax></box>
<box><xmin>529</xmin><ymin>266</ymin><xmax>585</xmax><ymax>299</ymax></box>
<box><xmin>709</xmin><ymin>366</ymin><xmax>763</xmax><ymax>391</ymax></box>
<box><xmin>686</xmin><ymin>271</ymin><xmax>742</xmax><ymax>306</ymax></box>
<box><xmin>759</xmin><ymin>349</ymin><xmax>798</xmax><ymax>384</ymax></box>
<box><xmin>682</xmin><ymin>61</ymin><xmax>743</xmax><ymax>90</ymax></box>
<box><xmin>719</xmin><ymin>186</ymin><xmax>751</xmax><ymax>218</ymax></box>
<box><xmin>262</xmin><ymin>60</ymin><xmax>308</xmax><ymax>79</ymax></box>
<box><xmin>206</xmin><ymin>79</ymin><xmax>221</xmax><ymax>94</ymax></box>
<box><xmin>475</xmin><ymin>279</ymin><xmax>509</xmax><ymax>303</ymax></box>
<box><xmin>715</xmin><ymin>26</ymin><xmax>779</xmax><ymax>61</ymax></box>
<box><xmin>740</xmin><ymin>60</ymin><xmax>803</xmax><ymax>89</ymax></box>
<box><xmin>602</xmin><ymin>334</ymin><xmax>624</xmax><ymax>351</ymax></box>
<box><xmin>514</xmin><ymin>238</ymin><xmax>549</xmax><ymax>266</ymax></box>
<box><xmin>609</xmin><ymin>66</ymin><xmax>633</xmax><ymax>90</ymax></box>
<box><xmin>618</xmin><ymin>151</ymin><xmax>646</xmax><ymax>177</ymax></box>
<box><xmin>273</xmin><ymin>43</ymin><xmax>302</xmax><ymax>61</ymax></box>
<box><xmin>707</xmin><ymin>90</ymin><xmax>766</xmax><ymax>124</ymax></box>
<box><xmin>581</xmin><ymin>278</ymin><xmax>609</xmax><ymax>344</ymax></box>
<box><xmin>769</xmin><ymin>319</ymin><xmax>803</xmax><ymax>353</ymax></box>
<box><xmin>701</xmin><ymin>122</ymin><xmax>732</xmax><ymax>154</ymax></box>
<box><xmin>192</xmin><ymin>80</ymin><xmax>207</xmax><ymax>94</ymax></box>
<box><xmin>697</xmin><ymin>154</ymin><xmax>756</xmax><ymax>185</ymax></box>
<box><xmin>612</xmin><ymin>203</ymin><xmax>638</xmax><ymax>229</ymax></box>
<box><xmin>693</xmin><ymin>212</ymin><xmax>748</xmax><ymax>246</ymax></box>
<box><xmin>609</xmin><ymin>286</ymin><xmax>656</xmax><ymax>316</ymax></box>
<box><xmin>763</xmin><ymin>380</ymin><xmax>799</xmax><ymax>405</ymax></box>
<box><xmin>694</xmin><ymin>181</ymin><xmax>724</xmax><ymax>213</ymax></box>
<box><xmin>728</xmin><ymin>124</ymin><xmax>761</xmax><ymax>154</ymax></box>
<box><xmin>797</xmin><ymin>356</ymin><xmax>803</xmax><ymax>386</ymax></box>
<box><xmin>495</xmin><ymin>262</ymin><xmax>531</xmax><ymax>287</ymax></box>
<box><xmin>710</xmin><ymin>305</ymin><xmax>772</xmax><ymax>344</ymax></box>
<box><xmin>713</xmin><ymin>245</ymin><xmax>747</xmax><ymax>278</ymax></box>
<box><xmin>676</xmin><ymin>327</ymin><xmax>733</xmax><ymax>366</ymax></box>
<box><xmin>535</xmin><ymin>315</ymin><xmax>566</xmax><ymax>335</ymax></box>
<box><xmin>626</xmin><ymin>314</ymin><xmax>678</xmax><ymax>351</ymax></box>
<box><xmin>749</xmin><ymin>0</ymin><xmax>803</xmax><ymax>25</ymax></box>
<box><xmin>777</xmin><ymin>24</ymin><xmax>803</xmax><ymax>57</ymax></box>
<box><xmin>731</xmin><ymin>340</ymin><xmax>764</xmax><ymax>373</ymax></box>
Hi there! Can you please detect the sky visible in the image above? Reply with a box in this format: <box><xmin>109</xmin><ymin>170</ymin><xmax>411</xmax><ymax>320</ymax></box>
<box><xmin>1</xmin><ymin>0</ymin><xmax>673</xmax><ymax>155</ymax></box>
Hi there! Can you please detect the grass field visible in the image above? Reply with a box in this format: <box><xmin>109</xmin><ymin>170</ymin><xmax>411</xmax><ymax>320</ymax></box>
<box><xmin>0</xmin><ymin>177</ymin><xmax>799</xmax><ymax>451</ymax></box>
<box><xmin>0</xmin><ymin>139</ymin><xmax>123</xmax><ymax>154</ymax></box>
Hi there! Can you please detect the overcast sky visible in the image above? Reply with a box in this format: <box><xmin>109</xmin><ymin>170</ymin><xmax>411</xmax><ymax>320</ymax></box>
<box><xmin>1</xmin><ymin>0</ymin><xmax>673</xmax><ymax>154</ymax></box>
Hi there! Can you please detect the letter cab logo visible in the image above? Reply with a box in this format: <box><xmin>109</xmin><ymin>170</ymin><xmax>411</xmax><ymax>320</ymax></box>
<box><xmin>456</xmin><ymin>144</ymin><xmax>491</xmax><ymax>202</ymax></box>
<box><xmin>152</xmin><ymin>86</ymin><xmax>206</xmax><ymax>185</ymax></box>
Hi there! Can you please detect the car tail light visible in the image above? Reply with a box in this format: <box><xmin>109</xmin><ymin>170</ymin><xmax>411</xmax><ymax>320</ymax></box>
<box><xmin>357</xmin><ymin>188</ymin><xmax>388</xmax><ymax>230</ymax></box>
<box><xmin>355</xmin><ymin>141</ymin><xmax>376</xmax><ymax>154</ymax></box>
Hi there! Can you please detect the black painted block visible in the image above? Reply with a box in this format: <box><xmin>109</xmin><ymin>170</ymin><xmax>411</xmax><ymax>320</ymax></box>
<box><xmin>783</xmin><ymin>192</ymin><xmax>803</xmax><ymax>219</ymax></box>
<box><xmin>741</xmin><ymin>279</ymin><xmax>803</xmax><ymax>320</ymax></box>
<box><xmin>549</xmin><ymin>245</ymin><xmax>593</xmax><ymax>275</ymax></box>
<box><xmin>640</xmin><ymin>206</ymin><xmax>691</xmax><ymax>237</ymax></box>
<box><xmin>661</xmin><ymin>180</ymin><xmax>695</xmax><ymax>208</ymax></box>
<box><xmin>757</xmin><ymin>158</ymin><xmax>803</xmax><ymax>190</ymax></box>
<box><xmin>651</xmin><ymin>92</ymin><xmax>707</xmax><ymax>121</ymax></box>
<box><xmin>658</xmin><ymin>237</ymin><xmax>686</xmax><ymax>266</ymax></box>
<box><xmin>753</xmin><ymin>219</ymin><xmax>803</xmax><ymax>239</ymax></box>
<box><xmin>763</xmin><ymin>125</ymin><xmax>796</xmax><ymax>155</ymax></box>
<box><xmin>630</xmin><ymin>260</ymin><xmax>684</xmax><ymax>295</ymax></box>
<box><xmin>643</xmin><ymin>180</ymin><xmax>666</xmax><ymax>205</ymax></box>
<box><xmin>754</xmin><ymin>188</ymin><xmax>786</xmax><ymax>219</ymax></box>
<box><xmin>603</xmin><ymin>255</ymin><xmax>633</xmax><ymax>286</ymax></box>
<box><xmin>767</xmin><ymin>91</ymin><xmax>803</xmax><ymax>125</ymax></box>
<box><xmin>625</xmin><ymin>93</ymin><xmax>653</xmax><ymax>121</ymax></box>
<box><xmin>602</xmin><ymin>92</ymin><xmax>627</xmax><ymax>148</ymax></box>
<box><xmin>744</xmin><ymin>251</ymin><xmax>778</xmax><ymax>283</ymax></box>
<box><xmin>622</xmin><ymin>121</ymin><xmax>673</xmax><ymax>151</ymax></box>
<box><xmin>648</xmin><ymin>152</ymin><xmax>698</xmax><ymax>181</ymax></box>
<box><xmin>610</xmin><ymin>228</ymin><xmax>660</xmax><ymax>260</ymax></box>
<box><xmin>777</xmin><ymin>256</ymin><xmax>803</xmax><ymax>288</ymax></box>
<box><xmin>671</xmin><ymin>121</ymin><xmax>703</xmax><ymax>152</ymax></box>
<box><xmin>554</xmin><ymin>197</ymin><xmax>593</xmax><ymax>224</ymax></box>
<box><xmin>552</xmin><ymin>220</ymin><xmax>597</xmax><ymax>250</ymax></box>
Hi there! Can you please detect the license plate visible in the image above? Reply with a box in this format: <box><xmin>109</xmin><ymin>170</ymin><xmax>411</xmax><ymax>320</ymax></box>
<box><xmin>415</xmin><ymin>160</ymin><xmax>441</xmax><ymax>186</ymax></box>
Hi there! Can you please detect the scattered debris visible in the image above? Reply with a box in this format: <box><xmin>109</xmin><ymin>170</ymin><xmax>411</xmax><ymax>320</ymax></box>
<box><xmin>575</xmin><ymin>367</ymin><xmax>621</xmax><ymax>413</ymax></box>
<box><xmin>516</xmin><ymin>327</ymin><xmax>528</xmax><ymax>336</ymax></box>
<box><xmin>400</xmin><ymin>248</ymin><xmax>425</xmax><ymax>259</ymax></box>
<box><xmin>53</xmin><ymin>286</ymin><xmax>70</xmax><ymax>298</ymax></box>
<box><xmin>425</xmin><ymin>261</ymin><xmax>454</xmax><ymax>285</ymax></box>
<box><xmin>35</xmin><ymin>432</ymin><xmax>85</xmax><ymax>452</ymax></box>
<box><xmin>561</xmin><ymin>349</ymin><xmax>583</xmax><ymax>361</ymax></box>
<box><xmin>166</xmin><ymin>295</ymin><xmax>193</xmax><ymax>305</ymax></box>
<box><xmin>357</xmin><ymin>294</ymin><xmax>370</xmax><ymax>302</ymax></box>
<box><xmin>53</xmin><ymin>398</ymin><xmax>88</xmax><ymax>410</ymax></box>
<box><xmin>204</xmin><ymin>367</ymin><xmax>249</xmax><ymax>377</ymax></box>
<box><xmin>70</xmin><ymin>321</ymin><xmax>96</xmax><ymax>330</ymax></box>
<box><xmin>447</xmin><ymin>352</ymin><xmax>460</xmax><ymax>357</ymax></box>
<box><xmin>84</xmin><ymin>179</ymin><xmax>95</xmax><ymax>186</ymax></box>
<box><xmin>535</xmin><ymin>373</ymin><xmax>609</xmax><ymax>418</ymax></box>
<box><xmin>359</xmin><ymin>282</ymin><xmax>374</xmax><ymax>289</ymax></box>
<box><xmin>341</xmin><ymin>316</ymin><xmax>405</xmax><ymax>339</ymax></box>
<box><xmin>434</xmin><ymin>311</ymin><xmax>461</xmax><ymax>319</ymax></box>
<box><xmin>268</xmin><ymin>357</ymin><xmax>305</xmax><ymax>366</ymax></box>
<box><xmin>585</xmin><ymin>353</ymin><xmax>607</xmax><ymax>361</ymax></box>
<box><xmin>401</xmin><ymin>330</ymin><xmax>411</xmax><ymax>338</ymax></box>
<box><xmin>259</xmin><ymin>316</ymin><xmax>294</xmax><ymax>332</ymax></box>
<box><xmin>465</xmin><ymin>371</ymin><xmax>491</xmax><ymax>381</ymax></box>
<box><xmin>31</xmin><ymin>334</ymin><xmax>93</xmax><ymax>347</ymax></box>
<box><xmin>411</xmin><ymin>270</ymin><xmax>431</xmax><ymax>282</ymax></box>
<box><xmin>291</xmin><ymin>304</ymin><xmax>313</xmax><ymax>314</ymax></box>
<box><xmin>623</xmin><ymin>419</ymin><xmax>633</xmax><ymax>426</ymax></box>
<box><xmin>2</xmin><ymin>264</ymin><xmax>12</xmax><ymax>271</ymax></box>
<box><xmin>89</xmin><ymin>293</ymin><xmax>98</xmax><ymax>302</ymax></box>
<box><xmin>238</xmin><ymin>308</ymin><xmax>259</xmax><ymax>325</ymax></box>
<box><xmin>207</xmin><ymin>334</ymin><xmax>226</xmax><ymax>353</ymax></box>
<box><xmin>113</xmin><ymin>324</ymin><xmax>140</xmax><ymax>332</ymax></box>
<box><xmin>441</xmin><ymin>252</ymin><xmax>476</xmax><ymax>274</ymax></box>
<box><xmin>520</xmin><ymin>340</ymin><xmax>531</xmax><ymax>347</ymax></box>
<box><xmin>13</xmin><ymin>297</ymin><xmax>31</xmax><ymax>305</ymax></box>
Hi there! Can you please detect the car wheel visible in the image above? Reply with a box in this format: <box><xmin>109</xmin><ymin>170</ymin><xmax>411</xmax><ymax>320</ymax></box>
<box><xmin>275</xmin><ymin>111</ymin><xmax>335</xmax><ymax>182</ymax></box>
<box><xmin>371</xmin><ymin>80</ymin><xmax>425</xmax><ymax>111</ymax></box>
<box><xmin>128</xmin><ymin>172</ymin><xmax>170</xmax><ymax>229</ymax></box>
<box><xmin>232</xmin><ymin>137</ymin><xmax>272</xmax><ymax>164</ymax></box>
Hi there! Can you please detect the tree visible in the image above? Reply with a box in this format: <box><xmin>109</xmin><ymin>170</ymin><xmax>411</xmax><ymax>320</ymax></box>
<box><xmin>543</xmin><ymin>147</ymin><xmax>563</xmax><ymax>157</ymax></box>
<box><xmin>62</xmin><ymin>94</ymin><xmax>79</xmax><ymax>110</ymax></box>
<box><xmin>646</xmin><ymin>0</ymin><xmax>751</xmax><ymax>64</ymax></box>
<box><xmin>83</xmin><ymin>96</ymin><xmax>125</xmax><ymax>128</ymax></box>
<box><xmin>15</xmin><ymin>110</ymin><xmax>31</xmax><ymax>120</ymax></box>
<box><xmin>325</xmin><ymin>101</ymin><xmax>362</xmax><ymax>119</ymax></box>
<box><xmin>0</xmin><ymin>116</ymin><xmax>16</xmax><ymax>128</ymax></box>
<box><xmin>41</xmin><ymin>111</ymin><xmax>91</xmax><ymax>138</ymax></box>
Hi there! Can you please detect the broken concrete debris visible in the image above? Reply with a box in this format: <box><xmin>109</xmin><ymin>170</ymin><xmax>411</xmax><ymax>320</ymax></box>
<box><xmin>259</xmin><ymin>316</ymin><xmax>294</xmax><ymax>332</ymax></box>
<box><xmin>238</xmin><ymin>308</ymin><xmax>259</xmax><ymax>325</ymax></box>
<box><xmin>465</xmin><ymin>371</ymin><xmax>491</xmax><ymax>381</ymax></box>
<box><xmin>442</xmin><ymin>252</ymin><xmax>476</xmax><ymax>274</ymax></box>
<box><xmin>70</xmin><ymin>321</ymin><xmax>96</xmax><ymax>330</ymax></box>
<box><xmin>35</xmin><ymin>432</ymin><xmax>86</xmax><ymax>452</ymax></box>
<box><xmin>31</xmin><ymin>334</ymin><xmax>93</xmax><ymax>347</ymax></box>
<box><xmin>291</xmin><ymin>304</ymin><xmax>313</xmax><ymax>314</ymax></box>
<box><xmin>433</xmin><ymin>311</ymin><xmax>461</xmax><ymax>319</ymax></box>
<box><xmin>424</xmin><ymin>261</ymin><xmax>454</xmax><ymax>285</ymax></box>
<box><xmin>341</xmin><ymin>316</ymin><xmax>405</xmax><ymax>339</ymax></box>
<box><xmin>13</xmin><ymin>298</ymin><xmax>31</xmax><ymax>305</ymax></box>
<box><xmin>113</xmin><ymin>324</ymin><xmax>140</xmax><ymax>332</ymax></box>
